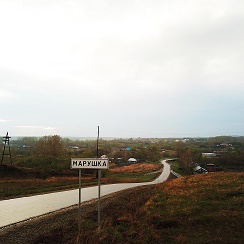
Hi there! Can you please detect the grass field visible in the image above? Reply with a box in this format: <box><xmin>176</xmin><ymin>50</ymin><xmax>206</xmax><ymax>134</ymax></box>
<box><xmin>69</xmin><ymin>172</ymin><xmax>243</xmax><ymax>244</ymax></box>
<box><xmin>0</xmin><ymin>169</ymin><xmax>243</xmax><ymax>243</ymax></box>
<box><xmin>0</xmin><ymin>163</ymin><xmax>162</xmax><ymax>200</ymax></box>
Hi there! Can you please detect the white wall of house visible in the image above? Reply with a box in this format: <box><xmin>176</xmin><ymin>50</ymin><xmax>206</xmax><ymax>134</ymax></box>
<box><xmin>128</xmin><ymin>158</ymin><xmax>137</xmax><ymax>163</ymax></box>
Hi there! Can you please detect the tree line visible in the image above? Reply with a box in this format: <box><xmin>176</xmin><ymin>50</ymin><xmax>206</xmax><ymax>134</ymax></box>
<box><xmin>2</xmin><ymin>135</ymin><xmax>244</xmax><ymax>173</ymax></box>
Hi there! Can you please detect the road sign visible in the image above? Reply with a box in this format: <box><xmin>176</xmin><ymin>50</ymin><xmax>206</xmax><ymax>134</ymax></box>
<box><xmin>71</xmin><ymin>156</ymin><xmax>109</xmax><ymax>232</ymax></box>
<box><xmin>71</xmin><ymin>158</ymin><xmax>109</xmax><ymax>169</ymax></box>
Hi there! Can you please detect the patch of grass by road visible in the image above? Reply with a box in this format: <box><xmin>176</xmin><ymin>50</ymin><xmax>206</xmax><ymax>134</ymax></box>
<box><xmin>71</xmin><ymin>172</ymin><xmax>243</xmax><ymax>244</ymax></box>
<box><xmin>1</xmin><ymin>172</ymin><xmax>243</xmax><ymax>244</ymax></box>
<box><xmin>0</xmin><ymin>163</ymin><xmax>163</xmax><ymax>200</ymax></box>
<box><xmin>103</xmin><ymin>163</ymin><xmax>162</xmax><ymax>183</ymax></box>
<box><xmin>168</xmin><ymin>160</ymin><xmax>188</xmax><ymax>176</ymax></box>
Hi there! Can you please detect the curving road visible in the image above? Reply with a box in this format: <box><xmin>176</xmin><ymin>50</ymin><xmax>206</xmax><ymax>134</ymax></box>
<box><xmin>0</xmin><ymin>160</ymin><xmax>170</xmax><ymax>228</ymax></box>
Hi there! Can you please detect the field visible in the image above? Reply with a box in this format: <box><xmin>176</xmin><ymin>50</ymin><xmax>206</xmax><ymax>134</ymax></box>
<box><xmin>0</xmin><ymin>171</ymin><xmax>243</xmax><ymax>244</ymax></box>
<box><xmin>0</xmin><ymin>163</ymin><xmax>162</xmax><ymax>200</ymax></box>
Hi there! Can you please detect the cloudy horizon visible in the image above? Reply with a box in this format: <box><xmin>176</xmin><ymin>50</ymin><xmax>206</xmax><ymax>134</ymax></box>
<box><xmin>0</xmin><ymin>0</ymin><xmax>243</xmax><ymax>138</ymax></box>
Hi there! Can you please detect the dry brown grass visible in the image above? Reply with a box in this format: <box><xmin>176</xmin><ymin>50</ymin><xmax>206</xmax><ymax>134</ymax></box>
<box><xmin>0</xmin><ymin>163</ymin><xmax>162</xmax><ymax>200</ymax></box>
<box><xmin>1</xmin><ymin>172</ymin><xmax>243</xmax><ymax>244</ymax></box>
<box><xmin>109</xmin><ymin>163</ymin><xmax>161</xmax><ymax>173</ymax></box>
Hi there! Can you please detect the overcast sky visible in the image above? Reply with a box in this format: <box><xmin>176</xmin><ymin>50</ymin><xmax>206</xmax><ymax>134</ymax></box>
<box><xmin>0</xmin><ymin>0</ymin><xmax>243</xmax><ymax>138</ymax></box>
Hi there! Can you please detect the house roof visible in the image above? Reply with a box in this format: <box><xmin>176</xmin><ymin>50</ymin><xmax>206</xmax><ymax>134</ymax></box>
<box><xmin>128</xmin><ymin>158</ymin><xmax>137</xmax><ymax>161</ymax></box>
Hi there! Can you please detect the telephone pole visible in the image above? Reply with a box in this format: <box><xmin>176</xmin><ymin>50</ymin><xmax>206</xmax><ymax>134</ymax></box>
<box><xmin>1</xmin><ymin>132</ymin><xmax>12</xmax><ymax>165</ymax></box>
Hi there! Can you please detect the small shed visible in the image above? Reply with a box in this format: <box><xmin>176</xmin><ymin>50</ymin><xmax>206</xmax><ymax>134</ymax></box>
<box><xmin>128</xmin><ymin>158</ymin><xmax>137</xmax><ymax>164</ymax></box>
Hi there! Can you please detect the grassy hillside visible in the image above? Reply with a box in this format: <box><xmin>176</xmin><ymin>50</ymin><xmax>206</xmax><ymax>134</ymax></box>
<box><xmin>63</xmin><ymin>172</ymin><xmax>243</xmax><ymax>244</ymax></box>
<box><xmin>143</xmin><ymin>172</ymin><xmax>244</xmax><ymax>244</ymax></box>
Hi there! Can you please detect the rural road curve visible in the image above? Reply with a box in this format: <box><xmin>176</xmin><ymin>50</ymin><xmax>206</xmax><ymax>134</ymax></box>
<box><xmin>0</xmin><ymin>160</ymin><xmax>170</xmax><ymax>228</ymax></box>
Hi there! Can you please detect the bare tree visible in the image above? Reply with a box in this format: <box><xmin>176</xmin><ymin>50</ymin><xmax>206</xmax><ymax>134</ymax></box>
<box><xmin>180</xmin><ymin>149</ymin><xmax>193</xmax><ymax>174</ymax></box>
<box><xmin>35</xmin><ymin>135</ymin><xmax>66</xmax><ymax>157</ymax></box>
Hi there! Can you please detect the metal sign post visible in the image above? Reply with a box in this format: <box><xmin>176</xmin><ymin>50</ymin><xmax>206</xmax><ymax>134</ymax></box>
<box><xmin>78</xmin><ymin>169</ymin><xmax>81</xmax><ymax>232</ymax></box>
<box><xmin>98</xmin><ymin>169</ymin><xmax>101</xmax><ymax>231</ymax></box>
<box><xmin>71</xmin><ymin>158</ymin><xmax>109</xmax><ymax>232</ymax></box>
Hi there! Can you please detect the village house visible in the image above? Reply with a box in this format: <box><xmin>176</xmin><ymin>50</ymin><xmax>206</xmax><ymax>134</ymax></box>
<box><xmin>127</xmin><ymin>158</ymin><xmax>137</xmax><ymax>164</ymax></box>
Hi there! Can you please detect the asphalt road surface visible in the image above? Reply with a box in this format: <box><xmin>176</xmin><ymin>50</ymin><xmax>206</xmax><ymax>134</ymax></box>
<box><xmin>0</xmin><ymin>160</ymin><xmax>170</xmax><ymax>228</ymax></box>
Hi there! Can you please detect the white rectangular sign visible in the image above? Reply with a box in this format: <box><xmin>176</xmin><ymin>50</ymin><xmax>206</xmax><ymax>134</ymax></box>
<box><xmin>71</xmin><ymin>158</ymin><xmax>109</xmax><ymax>169</ymax></box>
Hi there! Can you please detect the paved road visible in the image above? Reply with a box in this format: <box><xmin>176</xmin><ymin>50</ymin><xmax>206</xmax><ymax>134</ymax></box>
<box><xmin>0</xmin><ymin>160</ymin><xmax>170</xmax><ymax>228</ymax></box>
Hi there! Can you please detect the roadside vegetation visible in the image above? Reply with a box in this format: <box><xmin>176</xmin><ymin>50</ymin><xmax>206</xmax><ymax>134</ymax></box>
<box><xmin>0</xmin><ymin>162</ymin><xmax>162</xmax><ymax>200</ymax></box>
<box><xmin>97</xmin><ymin>172</ymin><xmax>243</xmax><ymax>244</ymax></box>
<box><xmin>49</xmin><ymin>172</ymin><xmax>244</xmax><ymax>244</ymax></box>
<box><xmin>3</xmin><ymin>171</ymin><xmax>241</xmax><ymax>244</ymax></box>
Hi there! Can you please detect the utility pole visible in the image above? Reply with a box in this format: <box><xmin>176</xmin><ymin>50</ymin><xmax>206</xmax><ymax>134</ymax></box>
<box><xmin>97</xmin><ymin>126</ymin><xmax>102</xmax><ymax>232</ymax></box>
<box><xmin>1</xmin><ymin>132</ymin><xmax>12</xmax><ymax>165</ymax></box>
